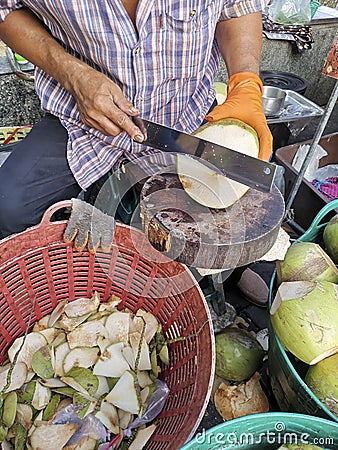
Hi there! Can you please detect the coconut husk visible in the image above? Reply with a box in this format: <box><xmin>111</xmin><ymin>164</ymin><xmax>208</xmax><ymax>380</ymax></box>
<box><xmin>258</xmin><ymin>227</ymin><xmax>291</xmax><ymax>262</ymax></box>
<box><xmin>214</xmin><ymin>372</ymin><xmax>269</xmax><ymax>421</ymax></box>
<box><xmin>211</xmin><ymin>374</ymin><xmax>230</xmax><ymax>402</ymax></box>
<box><xmin>270</xmin><ymin>280</ymin><xmax>338</xmax><ymax>365</ymax></box>
<box><xmin>276</xmin><ymin>242</ymin><xmax>338</xmax><ymax>284</ymax></box>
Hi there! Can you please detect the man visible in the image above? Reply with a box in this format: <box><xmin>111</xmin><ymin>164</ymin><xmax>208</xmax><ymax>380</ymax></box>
<box><xmin>0</xmin><ymin>0</ymin><xmax>272</xmax><ymax>240</ymax></box>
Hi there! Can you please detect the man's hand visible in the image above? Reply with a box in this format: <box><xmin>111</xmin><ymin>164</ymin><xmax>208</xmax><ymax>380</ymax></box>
<box><xmin>69</xmin><ymin>66</ymin><xmax>146</xmax><ymax>141</ymax></box>
<box><xmin>206</xmin><ymin>72</ymin><xmax>273</xmax><ymax>161</ymax></box>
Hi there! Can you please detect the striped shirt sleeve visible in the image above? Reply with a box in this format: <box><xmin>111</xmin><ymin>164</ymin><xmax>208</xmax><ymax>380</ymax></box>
<box><xmin>0</xmin><ymin>1</ymin><xmax>23</xmax><ymax>23</ymax></box>
<box><xmin>220</xmin><ymin>0</ymin><xmax>268</xmax><ymax>20</ymax></box>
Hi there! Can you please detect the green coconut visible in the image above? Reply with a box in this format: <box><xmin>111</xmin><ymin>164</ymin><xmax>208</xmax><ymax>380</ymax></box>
<box><xmin>270</xmin><ymin>280</ymin><xmax>338</xmax><ymax>365</ymax></box>
<box><xmin>323</xmin><ymin>214</ymin><xmax>338</xmax><ymax>264</ymax></box>
<box><xmin>305</xmin><ymin>352</ymin><xmax>338</xmax><ymax>417</ymax></box>
<box><xmin>276</xmin><ymin>242</ymin><xmax>338</xmax><ymax>284</ymax></box>
<box><xmin>215</xmin><ymin>327</ymin><xmax>264</xmax><ymax>382</ymax></box>
<box><xmin>177</xmin><ymin>118</ymin><xmax>259</xmax><ymax>209</ymax></box>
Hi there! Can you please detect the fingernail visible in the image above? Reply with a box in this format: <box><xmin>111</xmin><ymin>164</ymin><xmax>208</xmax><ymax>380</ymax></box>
<box><xmin>134</xmin><ymin>133</ymin><xmax>144</xmax><ymax>143</ymax></box>
<box><xmin>129</xmin><ymin>106</ymin><xmax>139</xmax><ymax>114</ymax></box>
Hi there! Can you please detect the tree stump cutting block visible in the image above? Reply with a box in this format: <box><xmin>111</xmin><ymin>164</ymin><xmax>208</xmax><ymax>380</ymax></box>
<box><xmin>140</xmin><ymin>173</ymin><xmax>285</xmax><ymax>270</ymax></box>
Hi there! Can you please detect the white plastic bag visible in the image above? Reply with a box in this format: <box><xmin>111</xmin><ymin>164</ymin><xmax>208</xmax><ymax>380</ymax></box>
<box><xmin>268</xmin><ymin>0</ymin><xmax>312</xmax><ymax>24</ymax></box>
<box><xmin>292</xmin><ymin>144</ymin><xmax>328</xmax><ymax>182</ymax></box>
<box><xmin>315</xmin><ymin>164</ymin><xmax>338</xmax><ymax>180</ymax></box>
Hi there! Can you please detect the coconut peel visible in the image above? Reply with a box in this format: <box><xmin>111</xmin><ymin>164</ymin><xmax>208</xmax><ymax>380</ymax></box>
<box><xmin>213</xmin><ymin>81</ymin><xmax>227</xmax><ymax>104</ymax></box>
<box><xmin>0</xmin><ymin>293</ymin><xmax>169</xmax><ymax>449</ymax></box>
<box><xmin>214</xmin><ymin>372</ymin><xmax>269</xmax><ymax>421</ymax></box>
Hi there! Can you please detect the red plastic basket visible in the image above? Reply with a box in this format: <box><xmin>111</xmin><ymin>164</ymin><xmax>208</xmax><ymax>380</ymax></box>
<box><xmin>0</xmin><ymin>201</ymin><xmax>215</xmax><ymax>450</ymax></box>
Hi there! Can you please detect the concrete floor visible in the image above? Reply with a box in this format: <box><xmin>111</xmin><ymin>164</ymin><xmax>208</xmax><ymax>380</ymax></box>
<box><xmin>0</xmin><ymin>73</ymin><xmax>43</xmax><ymax>127</ymax></box>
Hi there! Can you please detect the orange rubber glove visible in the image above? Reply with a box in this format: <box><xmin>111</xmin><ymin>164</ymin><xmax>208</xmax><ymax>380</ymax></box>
<box><xmin>206</xmin><ymin>72</ymin><xmax>273</xmax><ymax>161</ymax></box>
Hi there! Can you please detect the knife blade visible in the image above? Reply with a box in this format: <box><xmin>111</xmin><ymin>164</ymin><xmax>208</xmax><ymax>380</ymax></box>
<box><xmin>138</xmin><ymin>118</ymin><xmax>276</xmax><ymax>193</ymax></box>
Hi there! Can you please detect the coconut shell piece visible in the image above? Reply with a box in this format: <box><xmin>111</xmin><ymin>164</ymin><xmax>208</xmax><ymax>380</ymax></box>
<box><xmin>214</xmin><ymin>372</ymin><xmax>269</xmax><ymax>421</ymax></box>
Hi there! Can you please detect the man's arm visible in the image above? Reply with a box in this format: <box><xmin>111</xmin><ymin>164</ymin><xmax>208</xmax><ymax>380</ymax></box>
<box><xmin>0</xmin><ymin>8</ymin><xmax>145</xmax><ymax>140</ymax></box>
<box><xmin>206</xmin><ymin>12</ymin><xmax>273</xmax><ymax>161</ymax></box>
<box><xmin>215</xmin><ymin>11</ymin><xmax>263</xmax><ymax>76</ymax></box>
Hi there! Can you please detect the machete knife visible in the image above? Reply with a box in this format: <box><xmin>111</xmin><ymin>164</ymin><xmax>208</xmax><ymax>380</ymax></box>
<box><xmin>137</xmin><ymin>118</ymin><xmax>276</xmax><ymax>193</ymax></box>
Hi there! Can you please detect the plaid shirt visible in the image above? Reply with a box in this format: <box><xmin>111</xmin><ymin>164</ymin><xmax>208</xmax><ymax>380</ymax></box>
<box><xmin>0</xmin><ymin>1</ymin><xmax>266</xmax><ymax>189</ymax></box>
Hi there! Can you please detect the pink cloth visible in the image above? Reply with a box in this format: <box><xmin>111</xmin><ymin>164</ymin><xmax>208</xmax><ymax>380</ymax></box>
<box><xmin>312</xmin><ymin>177</ymin><xmax>338</xmax><ymax>200</ymax></box>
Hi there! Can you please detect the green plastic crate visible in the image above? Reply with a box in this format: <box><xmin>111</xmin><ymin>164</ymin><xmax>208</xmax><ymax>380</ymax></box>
<box><xmin>181</xmin><ymin>412</ymin><xmax>338</xmax><ymax>449</ymax></box>
<box><xmin>268</xmin><ymin>200</ymin><xmax>338</xmax><ymax>421</ymax></box>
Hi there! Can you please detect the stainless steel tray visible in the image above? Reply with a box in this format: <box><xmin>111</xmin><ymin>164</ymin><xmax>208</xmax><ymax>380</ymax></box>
<box><xmin>266</xmin><ymin>90</ymin><xmax>324</xmax><ymax>124</ymax></box>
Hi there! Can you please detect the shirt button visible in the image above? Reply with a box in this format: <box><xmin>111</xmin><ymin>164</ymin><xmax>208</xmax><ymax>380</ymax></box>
<box><xmin>134</xmin><ymin>46</ymin><xmax>141</xmax><ymax>55</ymax></box>
<box><xmin>137</xmin><ymin>97</ymin><xmax>143</xmax><ymax>103</ymax></box>
<box><xmin>190</xmin><ymin>9</ymin><xmax>196</xmax><ymax>17</ymax></box>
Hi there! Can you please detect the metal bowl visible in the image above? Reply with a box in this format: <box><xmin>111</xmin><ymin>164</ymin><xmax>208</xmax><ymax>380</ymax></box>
<box><xmin>262</xmin><ymin>86</ymin><xmax>286</xmax><ymax>117</ymax></box>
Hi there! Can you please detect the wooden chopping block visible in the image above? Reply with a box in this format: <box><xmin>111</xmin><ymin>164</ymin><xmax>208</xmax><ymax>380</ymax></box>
<box><xmin>140</xmin><ymin>173</ymin><xmax>285</xmax><ymax>270</ymax></box>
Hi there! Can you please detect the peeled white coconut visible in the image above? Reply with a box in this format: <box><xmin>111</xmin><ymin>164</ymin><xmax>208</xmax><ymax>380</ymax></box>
<box><xmin>177</xmin><ymin>119</ymin><xmax>259</xmax><ymax>209</ymax></box>
<box><xmin>270</xmin><ymin>280</ymin><xmax>338</xmax><ymax>365</ymax></box>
